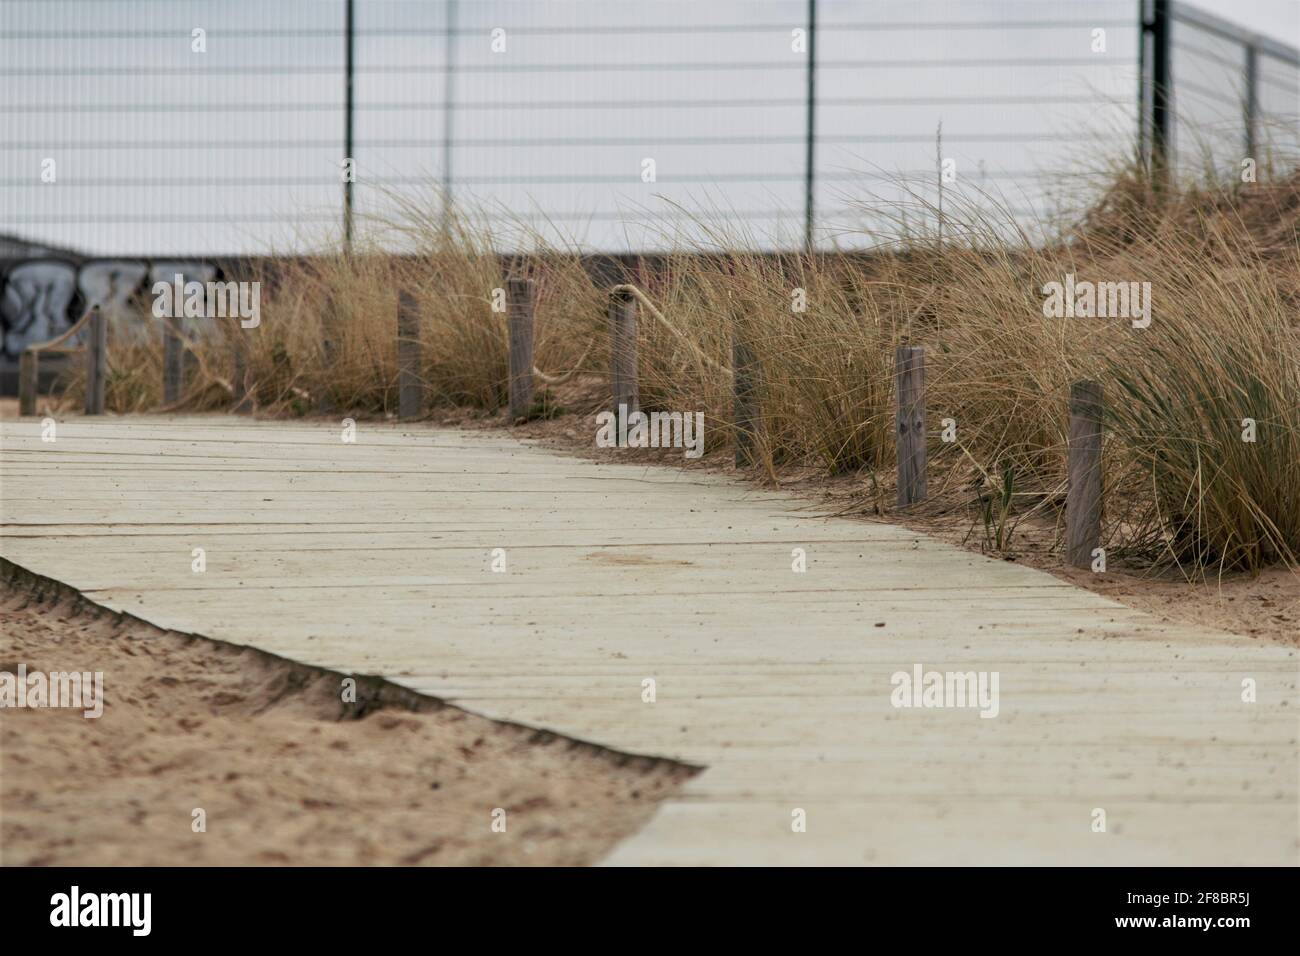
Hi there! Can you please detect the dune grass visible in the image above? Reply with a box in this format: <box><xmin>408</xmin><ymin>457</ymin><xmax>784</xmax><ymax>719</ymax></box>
<box><xmin>60</xmin><ymin>162</ymin><xmax>1300</xmax><ymax>576</ymax></box>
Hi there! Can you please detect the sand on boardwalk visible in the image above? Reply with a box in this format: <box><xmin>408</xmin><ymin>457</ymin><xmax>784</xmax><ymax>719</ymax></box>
<box><xmin>0</xmin><ymin>577</ymin><xmax>696</xmax><ymax>866</ymax></box>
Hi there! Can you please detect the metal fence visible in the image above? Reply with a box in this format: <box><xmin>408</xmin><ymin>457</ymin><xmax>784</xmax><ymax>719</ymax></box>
<box><xmin>1141</xmin><ymin>1</ymin><xmax>1300</xmax><ymax>181</ymax></box>
<box><xmin>0</xmin><ymin>0</ymin><xmax>1295</xmax><ymax>257</ymax></box>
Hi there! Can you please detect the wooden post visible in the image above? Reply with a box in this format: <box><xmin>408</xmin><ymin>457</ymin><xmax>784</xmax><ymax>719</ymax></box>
<box><xmin>1066</xmin><ymin>380</ymin><xmax>1104</xmax><ymax>569</ymax></box>
<box><xmin>609</xmin><ymin>288</ymin><xmax>638</xmax><ymax>423</ymax></box>
<box><xmin>732</xmin><ymin>335</ymin><xmax>759</xmax><ymax>467</ymax></box>
<box><xmin>322</xmin><ymin>294</ymin><xmax>338</xmax><ymax>364</ymax></box>
<box><xmin>84</xmin><ymin>307</ymin><xmax>106</xmax><ymax>415</ymax></box>
<box><xmin>232</xmin><ymin>341</ymin><xmax>253</xmax><ymax>414</ymax></box>
<box><xmin>163</xmin><ymin>318</ymin><xmax>183</xmax><ymax>404</ymax></box>
<box><xmin>18</xmin><ymin>350</ymin><xmax>37</xmax><ymax>417</ymax></box>
<box><xmin>397</xmin><ymin>290</ymin><xmax>422</xmax><ymax>420</ymax></box>
<box><xmin>894</xmin><ymin>345</ymin><xmax>927</xmax><ymax>506</ymax></box>
<box><xmin>183</xmin><ymin>339</ymin><xmax>199</xmax><ymax>387</ymax></box>
<box><xmin>317</xmin><ymin>293</ymin><xmax>338</xmax><ymax>413</ymax></box>
<box><xmin>506</xmin><ymin>277</ymin><xmax>535</xmax><ymax>422</ymax></box>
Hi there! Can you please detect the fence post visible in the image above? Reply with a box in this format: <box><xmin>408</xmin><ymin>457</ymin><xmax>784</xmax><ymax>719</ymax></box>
<box><xmin>183</xmin><ymin>340</ymin><xmax>199</xmax><ymax>388</ymax></box>
<box><xmin>609</xmin><ymin>288</ymin><xmax>638</xmax><ymax>424</ymax></box>
<box><xmin>18</xmin><ymin>350</ymin><xmax>37</xmax><ymax>416</ymax></box>
<box><xmin>1066</xmin><ymin>380</ymin><xmax>1104</xmax><ymax>569</ymax></box>
<box><xmin>1140</xmin><ymin>0</ymin><xmax>1172</xmax><ymax>180</ymax></box>
<box><xmin>232</xmin><ymin>338</ymin><xmax>252</xmax><ymax>414</ymax></box>
<box><xmin>397</xmin><ymin>290</ymin><xmax>422</xmax><ymax>420</ymax></box>
<box><xmin>317</xmin><ymin>293</ymin><xmax>338</xmax><ymax>413</ymax></box>
<box><xmin>894</xmin><ymin>345</ymin><xmax>926</xmax><ymax>506</ymax></box>
<box><xmin>343</xmin><ymin>0</ymin><xmax>355</xmax><ymax>249</ymax></box>
<box><xmin>506</xmin><ymin>277</ymin><xmax>536</xmax><ymax>422</ymax></box>
<box><xmin>163</xmin><ymin>318</ymin><xmax>183</xmax><ymax>404</ymax></box>
<box><xmin>803</xmin><ymin>0</ymin><xmax>818</xmax><ymax>254</ymax></box>
<box><xmin>1244</xmin><ymin>43</ymin><xmax>1258</xmax><ymax>161</ymax></box>
<box><xmin>84</xmin><ymin>307</ymin><xmax>106</xmax><ymax>415</ymax></box>
<box><xmin>732</xmin><ymin>335</ymin><xmax>759</xmax><ymax>467</ymax></box>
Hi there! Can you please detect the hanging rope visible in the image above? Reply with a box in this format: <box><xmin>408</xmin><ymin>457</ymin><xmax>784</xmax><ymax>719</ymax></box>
<box><xmin>21</xmin><ymin>305</ymin><xmax>98</xmax><ymax>355</ymax></box>
<box><xmin>608</xmin><ymin>283</ymin><xmax>733</xmax><ymax>378</ymax></box>
<box><xmin>532</xmin><ymin>337</ymin><xmax>595</xmax><ymax>385</ymax></box>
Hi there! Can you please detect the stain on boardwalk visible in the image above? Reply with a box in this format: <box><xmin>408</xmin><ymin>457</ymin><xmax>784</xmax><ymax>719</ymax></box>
<box><xmin>1</xmin><ymin>416</ymin><xmax>1295</xmax><ymax>865</ymax></box>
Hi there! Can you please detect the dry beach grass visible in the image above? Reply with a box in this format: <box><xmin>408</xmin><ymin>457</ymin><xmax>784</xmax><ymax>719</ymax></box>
<box><xmin>32</xmin><ymin>164</ymin><xmax>1300</xmax><ymax>582</ymax></box>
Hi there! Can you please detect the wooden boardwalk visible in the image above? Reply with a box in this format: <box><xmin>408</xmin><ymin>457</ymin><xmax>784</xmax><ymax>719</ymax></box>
<box><xmin>1</xmin><ymin>415</ymin><xmax>1295</xmax><ymax>865</ymax></box>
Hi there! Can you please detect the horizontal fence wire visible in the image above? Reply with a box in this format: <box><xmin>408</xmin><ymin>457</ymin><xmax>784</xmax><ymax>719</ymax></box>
<box><xmin>0</xmin><ymin>0</ymin><xmax>1294</xmax><ymax>256</ymax></box>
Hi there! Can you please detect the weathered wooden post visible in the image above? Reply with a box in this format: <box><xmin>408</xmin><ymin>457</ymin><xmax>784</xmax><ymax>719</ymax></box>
<box><xmin>322</xmin><ymin>294</ymin><xmax>338</xmax><ymax>367</ymax></box>
<box><xmin>18</xmin><ymin>350</ymin><xmax>37</xmax><ymax>416</ymax></box>
<box><xmin>609</xmin><ymin>288</ymin><xmax>638</xmax><ymax>423</ymax></box>
<box><xmin>232</xmin><ymin>340</ymin><xmax>253</xmax><ymax>414</ymax></box>
<box><xmin>183</xmin><ymin>337</ymin><xmax>199</xmax><ymax>386</ymax></box>
<box><xmin>163</xmin><ymin>317</ymin><xmax>184</xmax><ymax>404</ymax></box>
<box><xmin>84</xmin><ymin>307</ymin><xmax>106</xmax><ymax>415</ymax></box>
<box><xmin>397</xmin><ymin>289</ymin><xmax>422</xmax><ymax>420</ymax></box>
<box><xmin>506</xmin><ymin>277</ymin><xmax>536</xmax><ymax>422</ymax></box>
<box><xmin>732</xmin><ymin>335</ymin><xmax>759</xmax><ymax>467</ymax></box>
<box><xmin>1066</xmin><ymin>380</ymin><xmax>1104</xmax><ymax>568</ymax></box>
<box><xmin>317</xmin><ymin>292</ymin><xmax>338</xmax><ymax>413</ymax></box>
<box><xmin>894</xmin><ymin>345</ymin><xmax>927</xmax><ymax>506</ymax></box>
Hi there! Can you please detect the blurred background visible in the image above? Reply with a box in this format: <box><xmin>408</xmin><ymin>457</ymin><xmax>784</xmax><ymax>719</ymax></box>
<box><xmin>1</xmin><ymin>0</ymin><xmax>1297</xmax><ymax>256</ymax></box>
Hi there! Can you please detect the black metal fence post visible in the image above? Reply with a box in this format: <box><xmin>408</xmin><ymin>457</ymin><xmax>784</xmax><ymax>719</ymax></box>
<box><xmin>1139</xmin><ymin>0</ymin><xmax>1172</xmax><ymax>180</ymax></box>
<box><xmin>343</xmin><ymin>0</ymin><xmax>356</xmax><ymax>248</ymax></box>
<box><xmin>804</xmin><ymin>0</ymin><xmax>817</xmax><ymax>255</ymax></box>
<box><xmin>442</xmin><ymin>0</ymin><xmax>458</xmax><ymax>236</ymax></box>
<box><xmin>1244</xmin><ymin>42</ymin><xmax>1258</xmax><ymax>161</ymax></box>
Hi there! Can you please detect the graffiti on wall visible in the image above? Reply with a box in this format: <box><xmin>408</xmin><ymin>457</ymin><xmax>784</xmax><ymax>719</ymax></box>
<box><xmin>0</xmin><ymin>258</ymin><xmax>218</xmax><ymax>359</ymax></box>
<box><xmin>79</xmin><ymin>259</ymin><xmax>149</xmax><ymax>318</ymax></box>
<box><xmin>0</xmin><ymin>259</ymin><xmax>80</xmax><ymax>359</ymax></box>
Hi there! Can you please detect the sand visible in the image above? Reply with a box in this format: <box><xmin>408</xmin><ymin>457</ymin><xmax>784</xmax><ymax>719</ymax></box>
<box><xmin>0</xmin><ymin>575</ymin><xmax>696</xmax><ymax>866</ymax></box>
